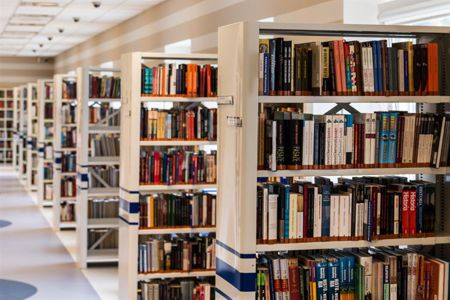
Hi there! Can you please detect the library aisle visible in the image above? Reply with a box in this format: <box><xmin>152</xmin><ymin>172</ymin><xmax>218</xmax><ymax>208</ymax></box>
<box><xmin>0</xmin><ymin>172</ymin><xmax>100</xmax><ymax>300</ymax></box>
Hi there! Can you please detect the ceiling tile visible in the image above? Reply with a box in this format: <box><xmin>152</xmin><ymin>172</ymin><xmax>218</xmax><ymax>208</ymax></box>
<box><xmin>5</xmin><ymin>24</ymin><xmax>43</xmax><ymax>32</ymax></box>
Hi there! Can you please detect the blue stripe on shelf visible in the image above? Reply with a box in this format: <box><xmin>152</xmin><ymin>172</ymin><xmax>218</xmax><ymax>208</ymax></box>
<box><xmin>54</xmin><ymin>158</ymin><xmax>62</xmax><ymax>164</ymax></box>
<box><xmin>79</xmin><ymin>173</ymin><xmax>88</xmax><ymax>182</ymax></box>
<box><xmin>119</xmin><ymin>215</ymin><xmax>138</xmax><ymax>226</ymax></box>
<box><xmin>216</xmin><ymin>258</ymin><xmax>256</xmax><ymax>292</ymax></box>
<box><xmin>215</xmin><ymin>288</ymin><xmax>232</xmax><ymax>300</ymax></box>
<box><xmin>119</xmin><ymin>186</ymin><xmax>139</xmax><ymax>194</ymax></box>
<box><xmin>216</xmin><ymin>240</ymin><xmax>256</xmax><ymax>259</ymax></box>
<box><xmin>38</xmin><ymin>148</ymin><xmax>44</xmax><ymax>153</ymax></box>
<box><xmin>119</xmin><ymin>198</ymin><xmax>139</xmax><ymax>214</ymax></box>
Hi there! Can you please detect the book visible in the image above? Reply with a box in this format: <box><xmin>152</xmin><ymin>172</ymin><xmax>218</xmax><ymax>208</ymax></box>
<box><xmin>89</xmin><ymin>74</ymin><xmax>121</xmax><ymax>99</ymax></box>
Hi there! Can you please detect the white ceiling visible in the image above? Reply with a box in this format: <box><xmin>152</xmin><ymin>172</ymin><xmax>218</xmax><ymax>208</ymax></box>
<box><xmin>0</xmin><ymin>0</ymin><xmax>164</xmax><ymax>57</ymax></box>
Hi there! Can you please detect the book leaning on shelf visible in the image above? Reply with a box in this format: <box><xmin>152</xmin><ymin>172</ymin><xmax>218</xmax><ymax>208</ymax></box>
<box><xmin>60</xmin><ymin>201</ymin><xmax>75</xmax><ymax>222</ymax></box>
<box><xmin>89</xmin><ymin>166</ymin><xmax>119</xmax><ymax>187</ymax></box>
<box><xmin>258</xmin><ymin>107</ymin><xmax>450</xmax><ymax>170</ymax></box>
<box><xmin>257</xmin><ymin>176</ymin><xmax>435</xmax><ymax>243</ymax></box>
<box><xmin>257</xmin><ymin>248</ymin><xmax>449</xmax><ymax>300</ymax></box>
<box><xmin>140</xmin><ymin>106</ymin><xmax>217</xmax><ymax>141</ymax></box>
<box><xmin>61</xmin><ymin>177</ymin><xmax>76</xmax><ymax>197</ymax></box>
<box><xmin>62</xmin><ymin>103</ymin><xmax>76</xmax><ymax>124</ymax></box>
<box><xmin>89</xmin><ymin>105</ymin><xmax>120</xmax><ymax>125</ymax></box>
<box><xmin>89</xmin><ymin>228</ymin><xmax>118</xmax><ymax>249</ymax></box>
<box><xmin>259</xmin><ymin>38</ymin><xmax>439</xmax><ymax>96</ymax></box>
<box><xmin>139</xmin><ymin>192</ymin><xmax>216</xmax><ymax>229</ymax></box>
<box><xmin>139</xmin><ymin>280</ymin><xmax>215</xmax><ymax>300</ymax></box>
<box><xmin>139</xmin><ymin>150</ymin><xmax>217</xmax><ymax>185</ymax></box>
<box><xmin>138</xmin><ymin>236</ymin><xmax>216</xmax><ymax>274</ymax></box>
<box><xmin>141</xmin><ymin>63</ymin><xmax>218</xmax><ymax>97</ymax></box>
<box><xmin>89</xmin><ymin>75</ymin><xmax>121</xmax><ymax>99</ymax></box>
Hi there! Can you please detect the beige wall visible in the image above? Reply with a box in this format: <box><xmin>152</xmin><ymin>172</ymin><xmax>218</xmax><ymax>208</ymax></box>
<box><xmin>55</xmin><ymin>0</ymin><xmax>343</xmax><ymax>73</ymax></box>
<box><xmin>0</xmin><ymin>57</ymin><xmax>54</xmax><ymax>88</ymax></box>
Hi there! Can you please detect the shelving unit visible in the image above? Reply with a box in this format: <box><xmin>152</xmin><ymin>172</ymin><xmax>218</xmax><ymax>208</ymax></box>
<box><xmin>12</xmin><ymin>87</ymin><xmax>21</xmax><ymax>172</ymax></box>
<box><xmin>37</xmin><ymin>79</ymin><xmax>54</xmax><ymax>207</ymax></box>
<box><xmin>215</xmin><ymin>22</ymin><xmax>450</xmax><ymax>298</ymax></box>
<box><xmin>18</xmin><ymin>84</ymin><xmax>28</xmax><ymax>184</ymax></box>
<box><xmin>119</xmin><ymin>52</ymin><xmax>219</xmax><ymax>300</ymax></box>
<box><xmin>53</xmin><ymin>74</ymin><xmax>77</xmax><ymax>230</ymax></box>
<box><xmin>26</xmin><ymin>83</ymin><xmax>38</xmax><ymax>191</ymax></box>
<box><xmin>0</xmin><ymin>88</ymin><xmax>14</xmax><ymax>166</ymax></box>
<box><xmin>76</xmin><ymin>66</ymin><xmax>121</xmax><ymax>268</ymax></box>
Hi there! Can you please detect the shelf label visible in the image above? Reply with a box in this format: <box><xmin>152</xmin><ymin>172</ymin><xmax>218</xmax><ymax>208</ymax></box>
<box><xmin>217</xmin><ymin>95</ymin><xmax>233</xmax><ymax>105</ymax></box>
<box><xmin>226</xmin><ymin>116</ymin><xmax>242</xmax><ymax>127</ymax></box>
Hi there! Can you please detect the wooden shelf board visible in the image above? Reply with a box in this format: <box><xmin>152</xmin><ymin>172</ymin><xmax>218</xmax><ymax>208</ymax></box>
<box><xmin>88</xmin><ymin>187</ymin><xmax>119</xmax><ymax>196</ymax></box>
<box><xmin>137</xmin><ymin>270</ymin><xmax>215</xmax><ymax>280</ymax></box>
<box><xmin>256</xmin><ymin>233</ymin><xmax>450</xmax><ymax>252</ymax></box>
<box><xmin>60</xmin><ymin>221</ymin><xmax>76</xmax><ymax>229</ymax></box>
<box><xmin>139</xmin><ymin>184</ymin><xmax>217</xmax><ymax>191</ymax></box>
<box><xmin>88</xmin><ymin>125</ymin><xmax>120</xmax><ymax>134</ymax></box>
<box><xmin>42</xmin><ymin>201</ymin><xmax>53</xmax><ymax>207</ymax></box>
<box><xmin>87</xmin><ymin>156</ymin><xmax>120</xmax><ymax>165</ymax></box>
<box><xmin>140</xmin><ymin>140</ymin><xmax>217</xmax><ymax>146</ymax></box>
<box><xmin>139</xmin><ymin>226</ymin><xmax>216</xmax><ymax>235</ymax></box>
<box><xmin>86</xmin><ymin>249</ymin><xmax>118</xmax><ymax>263</ymax></box>
<box><xmin>257</xmin><ymin>167</ymin><xmax>450</xmax><ymax>177</ymax></box>
<box><xmin>258</xmin><ymin>95</ymin><xmax>450</xmax><ymax>104</ymax></box>
<box><xmin>61</xmin><ymin>172</ymin><xmax>77</xmax><ymax>176</ymax></box>
<box><xmin>87</xmin><ymin>218</ymin><xmax>119</xmax><ymax>229</ymax></box>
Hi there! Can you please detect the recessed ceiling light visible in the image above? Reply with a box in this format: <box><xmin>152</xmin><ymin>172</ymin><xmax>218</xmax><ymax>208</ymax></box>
<box><xmin>32</xmin><ymin>49</ymin><xmax>36</xmax><ymax>53</ymax></box>
<box><xmin>48</xmin><ymin>36</ymin><xmax>53</xmax><ymax>41</ymax></box>
<box><xmin>39</xmin><ymin>43</ymin><xmax>43</xmax><ymax>47</ymax></box>
<box><xmin>58</xmin><ymin>28</ymin><xmax>64</xmax><ymax>33</ymax></box>
<box><xmin>21</xmin><ymin>1</ymin><xmax>60</xmax><ymax>7</ymax></box>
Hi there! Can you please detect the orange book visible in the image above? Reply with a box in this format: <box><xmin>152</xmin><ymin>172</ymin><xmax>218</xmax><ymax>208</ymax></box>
<box><xmin>206</xmin><ymin>65</ymin><xmax>211</xmax><ymax>97</ymax></box>
<box><xmin>186</xmin><ymin>64</ymin><xmax>192</xmax><ymax>96</ymax></box>
<box><xmin>192</xmin><ymin>64</ymin><xmax>198</xmax><ymax>97</ymax></box>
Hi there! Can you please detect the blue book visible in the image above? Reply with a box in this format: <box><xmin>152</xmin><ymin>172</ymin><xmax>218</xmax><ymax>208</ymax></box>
<box><xmin>326</xmin><ymin>258</ymin><xmax>340</xmax><ymax>300</ymax></box>
<box><xmin>345</xmin><ymin>115</ymin><xmax>353</xmax><ymax>165</ymax></box>
<box><xmin>315</xmin><ymin>259</ymin><xmax>328</xmax><ymax>300</ymax></box>
<box><xmin>269</xmin><ymin>39</ymin><xmax>277</xmax><ymax>93</ymax></box>
<box><xmin>367</xmin><ymin>198</ymin><xmax>373</xmax><ymax>241</ymax></box>
<box><xmin>347</xmin><ymin>255</ymin><xmax>355</xmax><ymax>296</ymax></box>
<box><xmin>379</xmin><ymin>112</ymin><xmax>390</xmax><ymax>164</ymax></box>
<box><xmin>404</xmin><ymin>51</ymin><xmax>409</xmax><ymax>92</ymax></box>
<box><xmin>388</xmin><ymin>112</ymin><xmax>398</xmax><ymax>164</ymax></box>
<box><xmin>263</xmin><ymin>53</ymin><xmax>270</xmax><ymax>95</ymax></box>
<box><xmin>321</xmin><ymin>184</ymin><xmax>331</xmax><ymax>237</ymax></box>
<box><xmin>284</xmin><ymin>184</ymin><xmax>290</xmax><ymax>240</ymax></box>
<box><xmin>377</xmin><ymin>41</ymin><xmax>383</xmax><ymax>94</ymax></box>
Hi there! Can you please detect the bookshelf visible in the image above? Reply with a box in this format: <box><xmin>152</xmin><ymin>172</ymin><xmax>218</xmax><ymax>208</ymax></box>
<box><xmin>18</xmin><ymin>84</ymin><xmax>28</xmax><ymax>183</ymax></box>
<box><xmin>12</xmin><ymin>87</ymin><xmax>20</xmax><ymax>172</ymax></box>
<box><xmin>119</xmin><ymin>52</ymin><xmax>219</xmax><ymax>300</ymax></box>
<box><xmin>37</xmin><ymin>79</ymin><xmax>54</xmax><ymax>207</ymax></box>
<box><xmin>75</xmin><ymin>66</ymin><xmax>121</xmax><ymax>268</ymax></box>
<box><xmin>53</xmin><ymin>74</ymin><xmax>77</xmax><ymax>230</ymax></box>
<box><xmin>26</xmin><ymin>83</ymin><xmax>38</xmax><ymax>192</ymax></box>
<box><xmin>215</xmin><ymin>22</ymin><xmax>450</xmax><ymax>298</ymax></box>
<box><xmin>0</xmin><ymin>88</ymin><xmax>14</xmax><ymax>166</ymax></box>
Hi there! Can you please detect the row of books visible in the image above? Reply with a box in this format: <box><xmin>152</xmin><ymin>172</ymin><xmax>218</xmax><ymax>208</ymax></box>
<box><xmin>43</xmin><ymin>144</ymin><xmax>53</xmax><ymax>160</ymax></box>
<box><xmin>44</xmin><ymin>103</ymin><xmax>53</xmax><ymax>119</ymax></box>
<box><xmin>0</xmin><ymin>111</ymin><xmax>14</xmax><ymax>118</ymax></box>
<box><xmin>141</xmin><ymin>64</ymin><xmax>218</xmax><ymax>97</ymax></box>
<box><xmin>139</xmin><ymin>192</ymin><xmax>216</xmax><ymax>229</ymax></box>
<box><xmin>138</xmin><ymin>280</ymin><xmax>214</xmax><ymax>300</ymax></box>
<box><xmin>138</xmin><ymin>236</ymin><xmax>216</xmax><ymax>274</ymax></box>
<box><xmin>44</xmin><ymin>183</ymin><xmax>53</xmax><ymax>201</ymax></box>
<box><xmin>89</xmin><ymin>105</ymin><xmax>120</xmax><ymax>125</ymax></box>
<box><xmin>61</xmin><ymin>153</ymin><xmax>76</xmax><ymax>172</ymax></box>
<box><xmin>62</xmin><ymin>103</ymin><xmax>76</xmax><ymax>124</ymax></box>
<box><xmin>61</xmin><ymin>177</ymin><xmax>76</xmax><ymax>197</ymax></box>
<box><xmin>258</xmin><ymin>108</ymin><xmax>450</xmax><ymax>170</ymax></box>
<box><xmin>88</xmin><ymin>229</ymin><xmax>118</xmax><ymax>250</ymax></box>
<box><xmin>62</xmin><ymin>80</ymin><xmax>76</xmax><ymax>99</ymax></box>
<box><xmin>61</xmin><ymin>128</ymin><xmax>76</xmax><ymax>148</ymax></box>
<box><xmin>43</xmin><ymin>165</ymin><xmax>53</xmax><ymax>180</ymax></box>
<box><xmin>0</xmin><ymin>90</ymin><xmax>13</xmax><ymax>98</ymax></box>
<box><xmin>257</xmin><ymin>248</ymin><xmax>449</xmax><ymax>300</ymax></box>
<box><xmin>259</xmin><ymin>38</ymin><xmax>439</xmax><ymax>96</ymax></box>
<box><xmin>88</xmin><ymin>198</ymin><xmax>119</xmax><ymax>219</ymax></box>
<box><xmin>89</xmin><ymin>166</ymin><xmax>120</xmax><ymax>188</ymax></box>
<box><xmin>257</xmin><ymin>176</ymin><xmax>435</xmax><ymax>243</ymax></box>
<box><xmin>60</xmin><ymin>202</ymin><xmax>75</xmax><ymax>222</ymax></box>
<box><xmin>90</xmin><ymin>135</ymin><xmax>120</xmax><ymax>157</ymax></box>
<box><xmin>89</xmin><ymin>75</ymin><xmax>121</xmax><ymax>99</ymax></box>
<box><xmin>139</xmin><ymin>150</ymin><xmax>217</xmax><ymax>185</ymax></box>
<box><xmin>44</xmin><ymin>84</ymin><xmax>53</xmax><ymax>100</ymax></box>
<box><xmin>140</xmin><ymin>106</ymin><xmax>217</xmax><ymax>141</ymax></box>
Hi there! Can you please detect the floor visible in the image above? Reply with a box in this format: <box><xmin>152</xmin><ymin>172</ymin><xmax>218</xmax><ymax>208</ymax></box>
<box><xmin>0</xmin><ymin>171</ymin><xmax>119</xmax><ymax>300</ymax></box>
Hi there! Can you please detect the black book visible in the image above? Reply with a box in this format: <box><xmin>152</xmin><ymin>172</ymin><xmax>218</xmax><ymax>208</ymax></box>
<box><xmin>413</xmin><ymin>44</ymin><xmax>422</xmax><ymax>93</ymax></box>
<box><xmin>421</xmin><ymin>44</ymin><xmax>428</xmax><ymax>94</ymax></box>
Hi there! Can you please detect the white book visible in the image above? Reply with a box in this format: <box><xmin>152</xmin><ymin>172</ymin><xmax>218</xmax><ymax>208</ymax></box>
<box><xmin>364</xmin><ymin>113</ymin><xmax>371</xmax><ymax>165</ymax></box>
<box><xmin>313</xmin><ymin>192</ymin><xmax>321</xmax><ymax>238</ymax></box>
<box><xmin>289</xmin><ymin>193</ymin><xmax>297</xmax><ymax>239</ymax></box>
<box><xmin>330</xmin><ymin>195</ymin><xmax>340</xmax><ymax>237</ymax></box>
<box><xmin>262</xmin><ymin>187</ymin><xmax>269</xmax><ymax>240</ymax></box>
<box><xmin>325</xmin><ymin>115</ymin><xmax>333</xmax><ymax>166</ymax></box>
<box><xmin>362</xmin><ymin>46</ymin><xmax>369</xmax><ymax>93</ymax></box>
<box><xmin>271</xmin><ymin>121</ymin><xmax>277</xmax><ymax>171</ymax></box>
<box><xmin>355</xmin><ymin>202</ymin><xmax>361</xmax><ymax>238</ymax></box>
<box><xmin>272</xmin><ymin>258</ymin><xmax>282</xmax><ymax>300</ymax></box>
<box><xmin>339</xmin><ymin>194</ymin><xmax>350</xmax><ymax>237</ymax></box>
<box><xmin>170</xmin><ymin>64</ymin><xmax>177</xmax><ymax>95</ymax></box>
<box><xmin>268</xmin><ymin>194</ymin><xmax>278</xmax><ymax>241</ymax></box>
<box><xmin>336</xmin><ymin>115</ymin><xmax>345</xmax><ymax>165</ymax></box>
<box><xmin>394</xmin><ymin>194</ymin><xmax>399</xmax><ymax>234</ymax></box>
<box><xmin>297</xmin><ymin>212</ymin><xmax>303</xmax><ymax>239</ymax></box>
<box><xmin>435</xmin><ymin>115</ymin><xmax>446</xmax><ymax>167</ymax></box>
<box><xmin>370</xmin><ymin>113</ymin><xmax>377</xmax><ymax>165</ymax></box>
<box><xmin>280</xmin><ymin>258</ymin><xmax>290</xmax><ymax>300</ymax></box>
<box><xmin>301</xmin><ymin>116</ymin><xmax>309</xmax><ymax>167</ymax></box>
<box><xmin>367</xmin><ymin>46</ymin><xmax>374</xmax><ymax>92</ymax></box>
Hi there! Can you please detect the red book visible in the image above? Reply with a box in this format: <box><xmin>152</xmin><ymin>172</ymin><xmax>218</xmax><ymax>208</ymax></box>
<box><xmin>192</xmin><ymin>155</ymin><xmax>198</xmax><ymax>184</ymax></box>
<box><xmin>409</xmin><ymin>189</ymin><xmax>417</xmax><ymax>235</ymax></box>
<box><xmin>338</xmin><ymin>40</ymin><xmax>346</xmax><ymax>96</ymax></box>
<box><xmin>402</xmin><ymin>190</ymin><xmax>410</xmax><ymax>235</ymax></box>
<box><xmin>288</xmin><ymin>258</ymin><xmax>301</xmax><ymax>300</ymax></box>
<box><xmin>206</xmin><ymin>65</ymin><xmax>211</xmax><ymax>97</ymax></box>
<box><xmin>178</xmin><ymin>151</ymin><xmax>183</xmax><ymax>183</ymax></box>
<box><xmin>154</xmin><ymin>151</ymin><xmax>160</xmax><ymax>183</ymax></box>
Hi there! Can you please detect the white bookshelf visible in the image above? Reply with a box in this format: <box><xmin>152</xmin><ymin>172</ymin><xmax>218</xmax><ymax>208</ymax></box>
<box><xmin>37</xmin><ymin>79</ymin><xmax>54</xmax><ymax>207</ymax></box>
<box><xmin>53</xmin><ymin>74</ymin><xmax>77</xmax><ymax>230</ymax></box>
<box><xmin>26</xmin><ymin>83</ymin><xmax>38</xmax><ymax>192</ymax></box>
<box><xmin>0</xmin><ymin>88</ymin><xmax>14</xmax><ymax>166</ymax></box>
<box><xmin>12</xmin><ymin>87</ymin><xmax>20</xmax><ymax>171</ymax></box>
<box><xmin>18</xmin><ymin>84</ymin><xmax>28</xmax><ymax>183</ymax></box>
<box><xmin>119</xmin><ymin>52</ymin><xmax>219</xmax><ymax>300</ymax></box>
<box><xmin>215</xmin><ymin>22</ymin><xmax>450</xmax><ymax>298</ymax></box>
<box><xmin>75</xmin><ymin>65</ymin><xmax>121</xmax><ymax>268</ymax></box>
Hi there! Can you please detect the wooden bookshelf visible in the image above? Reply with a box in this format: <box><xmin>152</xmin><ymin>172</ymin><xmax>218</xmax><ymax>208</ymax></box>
<box><xmin>119</xmin><ymin>52</ymin><xmax>218</xmax><ymax>300</ymax></box>
<box><xmin>0</xmin><ymin>88</ymin><xmax>14</xmax><ymax>166</ymax></box>
<box><xmin>76</xmin><ymin>66</ymin><xmax>121</xmax><ymax>268</ymax></box>
<box><xmin>215</xmin><ymin>22</ymin><xmax>450</xmax><ymax>298</ymax></box>
<box><xmin>26</xmin><ymin>83</ymin><xmax>38</xmax><ymax>192</ymax></box>
<box><xmin>37</xmin><ymin>79</ymin><xmax>54</xmax><ymax>207</ymax></box>
<box><xmin>53</xmin><ymin>74</ymin><xmax>77</xmax><ymax>230</ymax></box>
